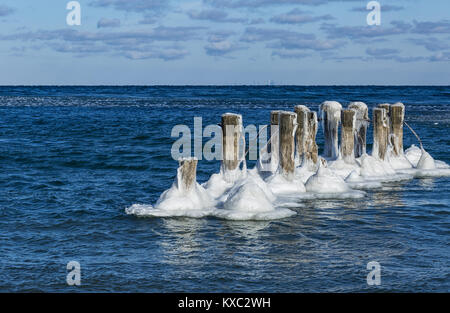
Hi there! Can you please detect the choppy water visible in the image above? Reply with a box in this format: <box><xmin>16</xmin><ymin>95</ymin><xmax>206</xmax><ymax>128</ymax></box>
<box><xmin>0</xmin><ymin>86</ymin><xmax>449</xmax><ymax>292</ymax></box>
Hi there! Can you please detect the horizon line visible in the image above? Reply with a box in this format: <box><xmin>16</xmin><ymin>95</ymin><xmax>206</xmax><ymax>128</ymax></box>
<box><xmin>0</xmin><ymin>84</ymin><xmax>449</xmax><ymax>87</ymax></box>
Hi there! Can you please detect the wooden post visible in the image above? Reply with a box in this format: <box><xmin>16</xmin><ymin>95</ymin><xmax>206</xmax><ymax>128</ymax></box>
<box><xmin>389</xmin><ymin>103</ymin><xmax>405</xmax><ymax>156</ymax></box>
<box><xmin>320</xmin><ymin>101</ymin><xmax>342</xmax><ymax>159</ymax></box>
<box><xmin>221</xmin><ymin>113</ymin><xmax>242</xmax><ymax>172</ymax></box>
<box><xmin>279</xmin><ymin>111</ymin><xmax>297</xmax><ymax>180</ymax></box>
<box><xmin>270</xmin><ymin>111</ymin><xmax>281</xmax><ymax>172</ymax></box>
<box><xmin>177</xmin><ymin>158</ymin><xmax>198</xmax><ymax>192</ymax></box>
<box><xmin>373</xmin><ymin>108</ymin><xmax>389</xmax><ymax>160</ymax></box>
<box><xmin>341</xmin><ymin>109</ymin><xmax>356</xmax><ymax>163</ymax></box>
<box><xmin>378</xmin><ymin>103</ymin><xmax>390</xmax><ymax>113</ymax></box>
<box><xmin>305</xmin><ymin>111</ymin><xmax>319</xmax><ymax>165</ymax></box>
<box><xmin>348</xmin><ymin>102</ymin><xmax>368</xmax><ymax>157</ymax></box>
<box><xmin>294</xmin><ymin>105</ymin><xmax>310</xmax><ymax>161</ymax></box>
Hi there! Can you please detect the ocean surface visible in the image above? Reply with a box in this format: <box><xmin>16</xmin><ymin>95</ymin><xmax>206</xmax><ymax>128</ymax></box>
<box><xmin>0</xmin><ymin>86</ymin><xmax>449</xmax><ymax>292</ymax></box>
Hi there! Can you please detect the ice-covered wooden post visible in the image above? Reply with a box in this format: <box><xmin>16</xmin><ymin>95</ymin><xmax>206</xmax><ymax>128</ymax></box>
<box><xmin>177</xmin><ymin>158</ymin><xmax>198</xmax><ymax>191</ymax></box>
<box><xmin>373</xmin><ymin>108</ymin><xmax>389</xmax><ymax>160</ymax></box>
<box><xmin>378</xmin><ymin>103</ymin><xmax>390</xmax><ymax>113</ymax></box>
<box><xmin>389</xmin><ymin>103</ymin><xmax>405</xmax><ymax>156</ymax></box>
<box><xmin>221</xmin><ymin>113</ymin><xmax>242</xmax><ymax>172</ymax></box>
<box><xmin>320</xmin><ymin>101</ymin><xmax>342</xmax><ymax>159</ymax></box>
<box><xmin>269</xmin><ymin>111</ymin><xmax>281</xmax><ymax>172</ymax></box>
<box><xmin>279</xmin><ymin>111</ymin><xmax>297</xmax><ymax>180</ymax></box>
<box><xmin>341</xmin><ymin>109</ymin><xmax>356</xmax><ymax>163</ymax></box>
<box><xmin>305</xmin><ymin>111</ymin><xmax>319</xmax><ymax>165</ymax></box>
<box><xmin>348</xmin><ymin>102</ymin><xmax>368</xmax><ymax>157</ymax></box>
<box><xmin>294</xmin><ymin>105</ymin><xmax>310</xmax><ymax>161</ymax></box>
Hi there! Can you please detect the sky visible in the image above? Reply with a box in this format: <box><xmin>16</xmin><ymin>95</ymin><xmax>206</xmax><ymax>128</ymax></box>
<box><xmin>0</xmin><ymin>0</ymin><xmax>449</xmax><ymax>85</ymax></box>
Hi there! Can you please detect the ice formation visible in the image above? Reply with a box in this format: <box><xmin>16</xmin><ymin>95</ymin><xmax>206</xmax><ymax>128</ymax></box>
<box><xmin>320</xmin><ymin>101</ymin><xmax>342</xmax><ymax>160</ymax></box>
<box><xmin>126</xmin><ymin>103</ymin><xmax>450</xmax><ymax>221</ymax></box>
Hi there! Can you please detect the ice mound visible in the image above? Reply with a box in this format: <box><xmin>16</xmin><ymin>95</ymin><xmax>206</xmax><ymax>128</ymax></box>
<box><xmin>125</xmin><ymin>182</ymin><xmax>215</xmax><ymax>218</ymax></box>
<box><xmin>388</xmin><ymin>154</ymin><xmax>413</xmax><ymax>170</ymax></box>
<box><xmin>327</xmin><ymin>157</ymin><xmax>360</xmax><ymax>180</ymax></box>
<box><xmin>216</xmin><ymin>180</ymin><xmax>296</xmax><ymax>220</ymax></box>
<box><xmin>359</xmin><ymin>154</ymin><xmax>412</xmax><ymax>182</ymax></box>
<box><xmin>409</xmin><ymin>148</ymin><xmax>450</xmax><ymax>177</ymax></box>
<box><xmin>417</xmin><ymin>150</ymin><xmax>435</xmax><ymax>170</ymax></box>
<box><xmin>203</xmin><ymin>171</ymin><xmax>235</xmax><ymax>199</ymax></box>
<box><xmin>345</xmin><ymin>170</ymin><xmax>383</xmax><ymax>189</ymax></box>
<box><xmin>305</xmin><ymin>165</ymin><xmax>349</xmax><ymax>193</ymax></box>
<box><xmin>394</xmin><ymin>145</ymin><xmax>450</xmax><ymax>178</ymax></box>
<box><xmin>214</xmin><ymin>169</ymin><xmax>297</xmax><ymax>220</ymax></box>
<box><xmin>405</xmin><ymin>145</ymin><xmax>423</xmax><ymax>167</ymax></box>
<box><xmin>304</xmin><ymin>162</ymin><xmax>365</xmax><ymax>199</ymax></box>
<box><xmin>266</xmin><ymin>173</ymin><xmax>306</xmax><ymax>195</ymax></box>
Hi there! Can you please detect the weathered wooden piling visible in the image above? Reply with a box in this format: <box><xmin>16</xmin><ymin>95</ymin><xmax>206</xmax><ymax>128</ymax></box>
<box><xmin>294</xmin><ymin>105</ymin><xmax>310</xmax><ymax>160</ymax></box>
<box><xmin>348</xmin><ymin>102</ymin><xmax>369</xmax><ymax>157</ymax></box>
<box><xmin>177</xmin><ymin>158</ymin><xmax>198</xmax><ymax>192</ymax></box>
<box><xmin>373</xmin><ymin>108</ymin><xmax>389</xmax><ymax>160</ymax></box>
<box><xmin>221</xmin><ymin>113</ymin><xmax>242</xmax><ymax>172</ymax></box>
<box><xmin>279</xmin><ymin>111</ymin><xmax>297</xmax><ymax>180</ymax></box>
<box><xmin>389</xmin><ymin>103</ymin><xmax>405</xmax><ymax>156</ymax></box>
<box><xmin>378</xmin><ymin>103</ymin><xmax>391</xmax><ymax>113</ymax></box>
<box><xmin>320</xmin><ymin>101</ymin><xmax>342</xmax><ymax>159</ymax></box>
<box><xmin>269</xmin><ymin>111</ymin><xmax>281</xmax><ymax>172</ymax></box>
<box><xmin>340</xmin><ymin>109</ymin><xmax>356</xmax><ymax>163</ymax></box>
<box><xmin>305</xmin><ymin>111</ymin><xmax>319</xmax><ymax>165</ymax></box>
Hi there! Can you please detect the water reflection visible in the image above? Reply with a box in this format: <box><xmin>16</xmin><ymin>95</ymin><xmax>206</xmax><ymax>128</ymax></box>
<box><xmin>158</xmin><ymin>217</ymin><xmax>206</xmax><ymax>265</ymax></box>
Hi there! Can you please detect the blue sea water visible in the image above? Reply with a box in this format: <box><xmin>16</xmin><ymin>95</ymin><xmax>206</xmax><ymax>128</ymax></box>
<box><xmin>0</xmin><ymin>86</ymin><xmax>449</xmax><ymax>292</ymax></box>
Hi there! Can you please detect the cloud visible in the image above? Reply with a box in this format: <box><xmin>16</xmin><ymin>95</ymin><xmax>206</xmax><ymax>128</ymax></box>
<box><xmin>366</xmin><ymin>47</ymin><xmax>399</xmax><ymax>56</ymax></box>
<box><xmin>240</xmin><ymin>26</ymin><xmax>345</xmax><ymax>57</ymax></box>
<box><xmin>205</xmin><ymin>41</ymin><xmax>243</xmax><ymax>56</ymax></box>
<box><xmin>187</xmin><ymin>9</ymin><xmax>247</xmax><ymax>23</ymax></box>
<box><xmin>0</xmin><ymin>5</ymin><xmax>15</xmax><ymax>17</ymax></box>
<box><xmin>0</xmin><ymin>26</ymin><xmax>204</xmax><ymax>61</ymax></box>
<box><xmin>429</xmin><ymin>52</ymin><xmax>450</xmax><ymax>62</ymax></box>
<box><xmin>268</xmin><ymin>38</ymin><xmax>345</xmax><ymax>51</ymax></box>
<box><xmin>89</xmin><ymin>0</ymin><xmax>169</xmax><ymax>15</ymax></box>
<box><xmin>241</xmin><ymin>27</ymin><xmax>315</xmax><ymax>42</ymax></box>
<box><xmin>351</xmin><ymin>5</ymin><xmax>404</xmax><ymax>12</ymax></box>
<box><xmin>207</xmin><ymin>30</ymin><xmax>236</xmax><ymax>42</ymax></box>
<box><xmin>364</xmin><ymin>48</ymin><xmax>426</xmax><ymax>63</ymax></box>
<box><xmin>138</xmin><ymin>15</ymin><xmax>157</xmax><ymax>24</ymax></box>
<box><xmin>97</xmin><ymin>18</ymin><xmax>121</xmax><ymax>28</ymax></box>
<box><xmin>270</xmin><ymin>8</ymin><xmax>334</xmax><ymax>24</ymax></box>
<box><xmin>411</xmin><ymin>20</ymin><xmax>450</xmax><ymax>35</ymax></box>
<box><xmin>248</xmin><ymin>18</ymin><xmax>265</xmax><ymax>25</ymax></box>
<box><xmin>0</xmin><ymin>27</ymin><xmax>203</xmax><ymax>43</ymax></box>
<box><xmin>271</xmin><ymin>50</ymin><xmax>310</xmax><ymax>59</ymax></box>
<box><xmin>204</xmin><ymin>0</ymin><xmax>360</xmax><ymax>9</ymax></box>
<box><xmin>321</xmin><ymin>21</ymin><xmax>411</xmax><ymax>40</ymax></box>
<box><xmin>323</xmin><ymin>52</ymin><xmax>425</xmax><ymax>63</ymax></box>
<box><xmin>122</xmin><ymin>47</ymin><xmax>189</xmax><ymax>61</ymax></box>
<box><xmin>409</xmin><ymin>37</ymin><xmax>450</xmax><ymax>52</ymax></box>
